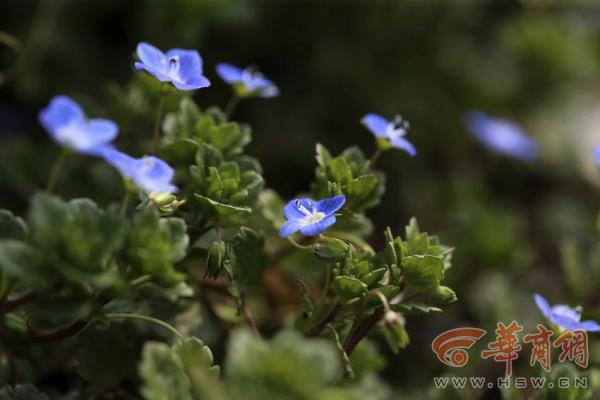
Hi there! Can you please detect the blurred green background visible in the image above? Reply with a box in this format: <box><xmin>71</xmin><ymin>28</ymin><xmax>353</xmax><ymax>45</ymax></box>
<box><xmin>3</xmin><ymin>0</ymin><xmax>600</xmax><ymax>397</ymax></box>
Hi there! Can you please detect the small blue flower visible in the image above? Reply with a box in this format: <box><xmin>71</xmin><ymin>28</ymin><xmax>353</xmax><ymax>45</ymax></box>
<box><xmin>593</xmin><ymin>145</ymin><xmax>600</xmax><ymax>166</ymax></box>
<box><xmin>361</xmin><ymin>113</ymin><xmax>416</xmax><ymax>156</ymax></box>
<box><xmin>135</xmin><ymin>42</ymin><xmax>210</xmax><ymax>91</ymax></box>
<box><xmin>534</xmin><ymin>293</ymin><xmax>600</xmax><ymax>332</ymax></box>
<box><xmin>216</xmin><ymin>63</ymin><xmax>279</xmax><ymax>98</ymax></box>
<box><xmin>464</xmin><ymin>111</ymin><xmax>539</xmax><ymax>161</ymax></box>
<box><xmin>279</xmin><ymin>195</ymin><xmax>345</xmax><ymax>237</ymax></box>
<box><xmin>39</xmin><ymin>96</ymin><xmax>118</xmax><ymax>155</ymax></box>
<box><xmin>101</xmin><ymin>147</ymin><xmax>177</xmax><ymax>194</ymax></box>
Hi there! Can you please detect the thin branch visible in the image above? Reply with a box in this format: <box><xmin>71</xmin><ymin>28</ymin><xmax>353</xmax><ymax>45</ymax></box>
<box><xmin>306</xmin><ymin>303</ymin><xmax>341</xmax><ymax>337</ymax></box>
<box><xmin>343</xmin><ymin>309</ymin><xmax>383</xmax><ymax>356</ymax></box>
<box><xmin>0</xmin><ymin>290</ymin><xmax>37</xmax><ymax>314</ymax></box>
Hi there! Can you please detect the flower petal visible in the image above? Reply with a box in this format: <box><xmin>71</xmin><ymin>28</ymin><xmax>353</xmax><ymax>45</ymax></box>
<box><xmin>283</xmin><ymin>199</ymin><xmax>306</xmax><ymax>219</ymax></box>
<box><xmin>216</xmin><ymin>63</ymin><xmax>243</xmax><ymax>84</ymax></box>
<box><xmin>84</xmin><ymin>119</ymin><xmax>119</xmax><ymax>147</ymax></box>
<box><xmin>259</xmin><ymin>84</ymin><xmax>280</xmax><ymax>98</ymax></box>
<box><xmin>465</xmin><ymin>110</ymin><xmax>538</xmax><ymax>161</ymax></box>
<box><xmin>172</xmin><ymin>75</ymin><xmax>211</xmax><ymax>91</ymax></box>
<box><xmin>278</xmin><ymin>219</ymin><xmax>304</xmax><ymax>237</ymax></box>
<box><xmin>315</xmin><ymin>195</ymin><xmax>346</xmax><ymax>216</ymax></box>
<box><xmin>100</xmin><ymin>147</ymin><xmax>138</xmax><ymax>178</ymax></box>
<box><xmin>134</xmin><ymin>62</ymin><xmax>172</xmax><ymax>82</ymax></box>
<box><xmin>361</xmin><ymin>113</ymin><xmax>389</xmax><ymax>138</ymax></box>
<box><xmin>133</xmin><ymin>156</ymin><xmax>177</xmax><ymax>193</ymax></box>
<box><xmin>594</xmin><ymin>145</ymin><xmax>600</xmax><ymax>166</ymax></box>
<box><xmin>136</xmin><ymin>42</ymin><xmax>165</xmax><ymax>72</ymax></box>
<box><xmin>300</xmin><ymin>215</ymin><xmax>336</xmax><ymax>236</ymax></box>
<box><xmin>390</xmin><ymin>136</ymin><xmax>417</xmax><ymax>157</ymax></box>
<box><xmin>578</xmin><ymin>320</ymin><xmax>600</xmax><ymax>332</ymax></box>
<box><xmin>39</xmin><ymin>96</ymin><xmax>84</xmax><ymax>138</ymax></box>
<box><xmin>533</xmin><ymin>293</ymin><xmax>553</xmax><ymax>320</ymax></box>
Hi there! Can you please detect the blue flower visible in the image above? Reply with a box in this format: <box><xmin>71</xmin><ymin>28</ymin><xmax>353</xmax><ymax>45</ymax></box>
<box><xmin>534</xmin><ymin>293</ymin><xmax>600</xmax><ymax>332</ymax></box>
<box><xmin>216</xmin><ymin>63</ymin><xmax>279</xmax><ymax>98</ymax></box>
<box><xmin>593</xmin><ymin>145</ymin><xmax>600</xmax><ymax>166</ymax></box>
<box><xmin>39</xmin><ymin>96</ymin><xmax>118</xmax><ymax>155</ymax></box>
<box><xmin>135</xmin><ymin>42</ymin><xmax>210</xmax><ymax>91</ymax></box>
<box><xmin>279</xmin><ymin>195</ymin><xmax>345</xmax><ymax>237</ymax></box>
<box><xmin>464</xmin><ymin>111</ymin><xmax>539</xmax><ymax>161</ymax></box>
<box><xmin>361</xmin><ymin>113</ymin><xmax>416</xmax><ymax>156</ymax></box>
<box><xmin>100</xmin><ymin>147</ymin><xmax>177</xmax><ymax>193</ymax></box>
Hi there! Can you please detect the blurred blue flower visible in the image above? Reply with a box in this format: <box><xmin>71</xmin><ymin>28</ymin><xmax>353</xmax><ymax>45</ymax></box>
<box><xmin>534</xmin><ymin>294</ymin><xmax>600</xmax><ymax>332</ymax></box>
<box><xmin>39</xmin><ymin>96</ymin><xmax>118</xmax><ymax>155</ymax></box>
<box><xmin>216</xmin><ymin>63</ymin><xmax>279</xmax><ymax>98</ymax></box>
<box><xmin>361</xmin><ymin>113</ymin><xmax>416</xmax><ymax>156</ymax></box>
<box><xmin>135</xmin><ymin>42</ymin><xmax>210</xmax><ymax>91</ymax></box>
<box><xmin>279</xmin><ymin>195</ymin><xmax>345</xmax><ymax>237</ymax></box>
<box><xmin>593</xmin><ymin>145</ymin><xmax>600</xmax><ymax>166</ymax></box>
<box><xmin>464</xmin><ymin>111</ymin><xmax>539</xmax><ymax>161</ymax></box>
<box><xmin>101</xmin><ymin>148</ymin><xmax>177</xmax><ymax>193</ymax></box>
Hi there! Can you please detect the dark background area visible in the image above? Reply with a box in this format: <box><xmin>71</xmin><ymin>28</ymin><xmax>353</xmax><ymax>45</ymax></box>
<box><xmin>3</xmin><ymin>0</ymin><xmax>600</xmax><ymax>397</ymax></box>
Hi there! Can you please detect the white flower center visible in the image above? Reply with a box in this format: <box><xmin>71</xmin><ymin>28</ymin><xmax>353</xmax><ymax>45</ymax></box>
<box><xmin>304</xmin><ymin>212</ymin><xmax>326</xmax><ymax>224</ymax></box>
<box><xmin>385</xmin><ymin>115</ymin><xmax>409</xmax><ymax>139</ymax></box>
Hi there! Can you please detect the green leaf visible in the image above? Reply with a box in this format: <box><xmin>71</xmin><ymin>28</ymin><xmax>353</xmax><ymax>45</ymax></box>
<box><xmin>0</xmin><ymin>210</ymin><xmax>27</xmax><ymax>241</ymax></box>
<box><xmin>26</xmin><ymin>194</ymin><xmax>126</xmax><ymax>288</ymax></box>
<box><xmin>402</xmin><ymin>255</ymin><xmax>444</xmax><ymax>287</ymax></box>
<box><xmin>381</xmin><ymin>320</ymin><xmax>410</xmax><ymax>354</ymax></box>
<box><xmin>331</xmin><ymin>276</ymin><xmax>368</xmax><ymax>300</ymax></box>
<box><xmin>327</xmin><ymin>158</ymin><xmax>353</xmax><ymax>183</ymax></box>
<box><xmin>226</xmin><ymin>227</ymin><xmax>267</xmax><ymax>287</ymax></box>
<box><xmin>206</xmin><ymin>240</ymin><xmax>226</xmax><ymax>279</ymax></box>
<box><xmin>392</xmin><ymin>303</ymin><xmax>442</xmax><ymax>314</ymax></box>
<box><xmin>313</xmin><ymin>237</ymin><xmax>350</xmax><ymax>260</ymax></box>
<box><xmin>425</xmin><ymin>285</ymin><xmax>457</xmax><ymax>303</ymax></box>
<box><xmin>194</xmin><ymin>195</ymin><xmax>252</xmax><ymax>217</ymax></box>
<box><xmin>139</xmin><ymin>342</ymin><xmax>193</xmax><ymax>400</ymax></box>
<box><xmin>174</xmin><ymin>337</ymin><xmax>221</xmax><ymax>398</ymax></box>
<box><xmin>315</xmin><ymin>143</ymin><xmax>333</xmax><ymax>167</ymax></box>
<box><xmin>126</xmin><ymin>207</ymin><xmax>188</xmax><ymax>287</ymax></box>
<box><xmin>226</xmin><ymin>330</ymin><xmax>339</xmax><ymax>398</ymax></box>
<box><xmin>0</xmin><ymin>384</ymin><xmax>49</xmax><ymax>400</ymax></box>
<box><xmin>0</xmin><ymin>240</ymin><xmax>32</xmax><ymax>277</ymax></box>
<box><xmin>76</xmin><ymin>324</ymin><xmax>137</xmax><ymax>390</ymax></box>
<box><xmin>361</xmin><ymin>268</ymin><xmax>386</xmax><ymax>287</ymax></box>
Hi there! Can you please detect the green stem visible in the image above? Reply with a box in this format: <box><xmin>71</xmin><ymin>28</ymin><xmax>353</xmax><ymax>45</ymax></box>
<box><xmin>105</xmin><ymin>313</ymin><xmax>185</xmax><ymax>341</ymax></box>
<box><xmin>287</xmin><ymin>236</ymin><xmax>313</xmax><ymax>251</ymax></box>
<box><xmin>46</xmin><ymin>149</ymin><xmax>67</xmax><ymax>193</ymax></box>
<box><xmin>368</xmin><ymin>148</ymin><xmax>383</xmax><ymax>169</ymax></box>
<box><xmin>152</xmin><ymin>94</ymin><xmax>167</xmax><ymax>153</ymax></box>
<box><xmin>120</xmin><ymin>190</ymin><xmax>132</xmax><ymax>216</ymax></box>
<box><xmin>130</xmin><ymin>274</ymin><xmax>151</xmax><ymax>287</ymax></box>
<box><xmin>224</xmin><ymin>92</ymin><xmax>239</xmax><ymax>120</ymax></box>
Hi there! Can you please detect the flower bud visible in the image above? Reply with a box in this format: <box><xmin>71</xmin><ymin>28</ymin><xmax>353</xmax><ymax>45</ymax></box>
<box><xmin>426</xmin><ymin>285</ymin><xmax>457</xmax><ymax>304</ymax></box>
<box><xmin>313</xmin><ymin>237</ymin><xmax>349</xmax><ymax>260</ymax></box>
<box><xmin>149</xmin><ymin>192</ymin><xmax>186</xmax><ymax>216</ymax></box>
<box><xmin>206</xmin><ymin>240</ymin><xmax>226</xmax><ymax>279</ymax></box>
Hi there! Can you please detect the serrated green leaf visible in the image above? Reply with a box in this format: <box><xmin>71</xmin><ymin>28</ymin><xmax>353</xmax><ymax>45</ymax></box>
<box><xmin>139</xmin><ymin>342</ymin><xmax>193</xmax><ymax>400</ymax></box>
<box><xmin>402</xmin><ymin>255</ymin><xmax>444</xmax><ymax>287</ymax></box>
<box><xmin>0</xmin><ymin>210</ymin><xmax>27</xmax><ymax>241</ymax></box>
<box><xmin>331</xmin><ymin>276</ymin><xmax>368</xmax><ymax>300</ymax></box>
<box><xmin>126</xmin><ymin>207</ymin><xmax>188</xmax><ymax>287</ymax></box>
